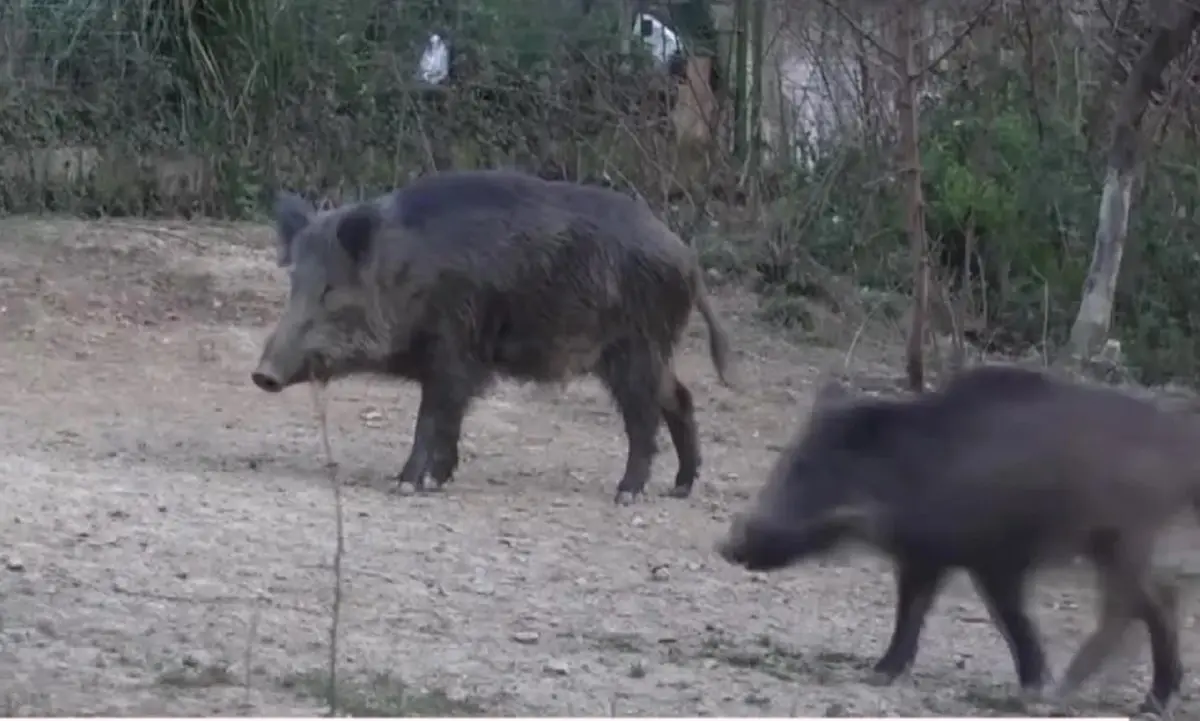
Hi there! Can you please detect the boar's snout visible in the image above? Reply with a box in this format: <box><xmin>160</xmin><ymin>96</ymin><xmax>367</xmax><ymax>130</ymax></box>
<box><xmin>251</xmin><ymin>367</ymin><xmax>285</xmax><ymax>393</ymax></box>
<box><xmin>717</xmin><ymin>507</ymin><xmax>853</xmax><ymax>572</ymax></box>
<box><xmin>252</xmin><ymin>322</ymin><xmax>315</xmax><ymax>392</ymax></box>
<box><xmin>716</xmin><ymin>513</ymin><xmax>801</xmax><ymax>572</ymax></box>
<box><xmin>716</xmin><ymin>514</ymin><xmax>751</xmax><ymax>564</ymax></box>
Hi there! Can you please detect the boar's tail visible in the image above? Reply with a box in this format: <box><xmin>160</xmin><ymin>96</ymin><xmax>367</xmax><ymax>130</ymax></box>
<box><xmin>691</xmin><ymin>264</ymin><xmax>735</xmax><ymax>388</ymax></box>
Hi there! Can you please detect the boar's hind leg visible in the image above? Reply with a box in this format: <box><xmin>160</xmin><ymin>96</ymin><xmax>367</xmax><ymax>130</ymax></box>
<box><xmin>967</xmin><ymin>563</ymin><xmax>1049</xmax><ymax>692</ymax></box>
<box><xmin>869</xmin><ymin>559</ymin><xmax>948</xmax><ymax>684</ymax></box>
<box><xmin>597</xmin><ymin>339</ymin><xmax>665</xmax><ymax>505</ymax></box>
<box><xmin>659</xmin><ymin>371</ymin><xmax>701</xmax><ymax>499</ymax></box>
<box><xmin>1056</xmin><ymin>543</ymin><xmax>1182</xmax><ymax>715</ymax></box>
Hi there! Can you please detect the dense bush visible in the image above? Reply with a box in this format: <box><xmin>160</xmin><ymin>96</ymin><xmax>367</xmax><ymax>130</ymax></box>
<box><xmin>0</xmin><ymin>0</ymin><xmax>679</xmax><ymax>215</ymax></box>
<box><xmin>745</xmin><ymin>63</ymin><xmax>1200</xmax><ymax>383</ymax></box>
<box><xmin>4</xmin><ymin>0</ymin><xmax>1200</xmax><ymax>383</ymax></box>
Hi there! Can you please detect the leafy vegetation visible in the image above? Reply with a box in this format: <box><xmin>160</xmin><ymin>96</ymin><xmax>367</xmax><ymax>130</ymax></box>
<box><xmin>3</xmin><ymin>0</ymin><xmax>1200</xmax><ymax>381</ymax></box>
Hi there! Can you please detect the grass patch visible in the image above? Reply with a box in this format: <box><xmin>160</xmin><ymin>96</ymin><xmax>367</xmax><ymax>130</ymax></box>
<box><xmin>156</xmin><ymin>661</ymin><xmax>237</xmax><ymax>689</ymax></box>
<box><xmin>587</xmin><ymin>631</ymin><xmax>646</xmax><ymax>654</ymax></box>
<box><xmin>282</xmin><ymin>669</ymin><xmax>489</xmax><ymax>717</ymax></box>
<box><xmin>696</xmin><ymin>631</ymin><xmax>871</xmax><ymax>684</ymax></box>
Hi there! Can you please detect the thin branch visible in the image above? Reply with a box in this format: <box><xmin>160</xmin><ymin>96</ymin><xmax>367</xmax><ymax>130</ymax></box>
<box><xmin>818</xmin><ymin>0</ymin><xmax>999</xmax><ymax>83</ymax></box>
<box><xmin>919</xmin><ymin>0</ymin><xmax>1000</xmax><ymax>80</ymax></box>
<box><xmin>817</xmin><ymin>0</ymin><xmax>900</xmax><ymax>66</ymax></box>
<box><xmin>1018</xmin><ymin>0</ymin><xmax>1046</xmax><ymax>141</ymax></box>
<box><xmin>312</xmin><ymin>381</ymin><xmax>345</xmax><ymax>718</ymax></box>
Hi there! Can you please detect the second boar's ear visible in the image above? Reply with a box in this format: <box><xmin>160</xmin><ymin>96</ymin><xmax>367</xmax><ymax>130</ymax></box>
<box><xmin>336</xmin><ymin>202</ymin><xmax>382</xmax><ymax>266</ymax></box>
<box><xmin>272</xmin><ymin>191</ymin><xmax>314</xmax><ymax>268</ymax></box>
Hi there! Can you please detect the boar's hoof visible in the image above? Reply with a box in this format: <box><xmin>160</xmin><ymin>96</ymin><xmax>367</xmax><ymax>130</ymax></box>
<box><xmin>1016</xmin><ymin>685</ymin><xmax>1051</xmax><ymax>710</ymax></box>
<box><xmin>1138</xmin><ymin>693</ymin><xmax>1177</xmax><ymax>718</ymax></box>
<box><xmin>865</xmin><ymin>669</ymin><xmax>902</xmax><ymax>687</ymax></box>
<box><xmin>664</xmin><ymin>485</ymin><xmax>693</xmax><ymax>500</ymax></box>
<box><xmin>614</xmin><ymin>490</ymin><xmax>642</xmax><ymax>506</ymax></box>
<box><xmin>416</xmin><ymin>476</ymin><xmax>448</xmax><ymax>493</ymax></box>
<box><xmin>393</xmin><ymin>476</ymin><xmax>449</xmax><ymax>496</ymax></box>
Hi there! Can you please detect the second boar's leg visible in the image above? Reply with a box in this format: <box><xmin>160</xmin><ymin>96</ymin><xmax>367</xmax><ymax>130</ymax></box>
<box><xmin>869</xmin><ymin>559</ymin><xmax>947</xmax><ymax>684</ymax></box>
<box><xmin>968</xmin><ymin>562</ymin><xmax>1049</xmax><ymax>692</ymax></box>
<box><xmin>1056</xmin><ymin>538</ymin><xmax>1182</xmax><ymax>715</ymax></box>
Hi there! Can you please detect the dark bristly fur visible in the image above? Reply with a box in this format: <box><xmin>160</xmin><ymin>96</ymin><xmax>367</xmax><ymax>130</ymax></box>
<box><xmin>252</xmin><ymin>169</ymin><xmax>734</xmax><ymax>503</ymax></box>
<box><xmin>717</xmin><ymin>365</ymin><xmax>1200</xmax><ymax>716</ymax></box>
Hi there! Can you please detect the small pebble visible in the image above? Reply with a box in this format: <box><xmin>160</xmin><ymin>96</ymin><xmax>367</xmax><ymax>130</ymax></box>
<box><xmin>396</xmin><ymin>482</ymin><xmax>418</xmax><ymax>496</ymax></box>
<box><xmin>511</xmin><ymin>631</ymin><xmax>540</xmax><ymax>645</ymax></box>
<box><xmin>650</xmin><ymin>565</ymin><xmax>670</xmax><ymax>581</ymax></box>
<box><xmin>543</xmin><ymin>659</ymin><xmax>570</xmax><ymax>676</ymax></box>
<box><xmin>5</xmin><ymin>557</ymin><xmax>25</xmax><ymax>572</ymax></box>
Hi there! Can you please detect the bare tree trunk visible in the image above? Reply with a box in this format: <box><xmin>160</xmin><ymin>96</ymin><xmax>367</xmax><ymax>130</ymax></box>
<box><xmin>1066</xmin><ymin>0</ymin><xmax>1200</xmax><ymax>359</ymax></box>
<box><xmin>895</xmin><ymin>1</ymin><xmax>929</xmax><ymax>392</ymax></box>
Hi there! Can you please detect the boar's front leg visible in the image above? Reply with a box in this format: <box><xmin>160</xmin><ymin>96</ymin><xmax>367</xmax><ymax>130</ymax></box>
<box><xmin>397</xmin><ymin>393</ymin><xmax>440</xmax><ymax>492</ymax></box>
<box><xmin>395</xmin><ymin>363</ymin><xmax>487</xmax><ymax>493</ymax></box>
<box><xmin>869</xmin><ymin>559</ymin><xmax>947</xmax><ymax>684</ymax></box>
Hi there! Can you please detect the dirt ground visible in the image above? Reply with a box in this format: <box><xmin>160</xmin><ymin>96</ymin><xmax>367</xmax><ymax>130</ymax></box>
<box><xmin>0</xmin><ymin>216</ymin><xmax>1197</xmax><ymax>718</ymax></box>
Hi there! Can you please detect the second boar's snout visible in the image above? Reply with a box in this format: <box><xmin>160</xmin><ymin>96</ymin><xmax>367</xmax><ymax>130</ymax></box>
<box><xmin>715</xmin><ymin>515</ymin><xmax>751</xmax><ymax>564</ymax></box>
<box><xmin>251</xmin><ymin>367</ymin><xmax>284</xmax><ymax>393</ymax></box>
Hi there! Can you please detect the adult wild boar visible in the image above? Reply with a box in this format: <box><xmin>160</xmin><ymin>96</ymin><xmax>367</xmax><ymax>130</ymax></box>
<box><xmin>717</xmin><ymin>365</ymin><xmax>1198</xmax><ymax>716</ymax></box>
<box><xmin>251</xmin><ymin>169</ymin><xmax>734</xmax><ymax>503</ymax></box>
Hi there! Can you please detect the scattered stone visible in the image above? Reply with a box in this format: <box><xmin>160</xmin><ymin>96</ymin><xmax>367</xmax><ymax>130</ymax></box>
<box><xmin>182</xmin><ymin>652</ymin><xmax>208</xmax><ymax>668</ymax></box>
<box><xmin>649</xmin><ymin>564</ymin><xmax>670</xmax><ymax>582</ymax></box>
<box><xmin>824</xmin><ymin>701</ymin><xmax>849</xmax><ymax>717</ymax></box>
<box><xmin>34</xmin><ymin>617</ymin><xmax>57</xmax><ymax>638</ymax></box>
<box><xmin>631</xmin><ymin>515</ymin><xmax>647</xmax><ymax>528</ymax></box>
<box><xmin>4</xmin><ymin>557</ymin><xmax>25</xmax><ymax>572</ymax></box>
<box><xmin>511</xmin><ymin>631</ymin><xmax>540</xmax><ymax>645</ymax></box>
<box><xmin>396</xmin><ymin>482</ymin><xmax>418</xmax><ymax>496</ymax></box>
<box><xmin>359</xmin><ymin>407</ymin><xmax>385</xmax><ymax>428</ymax></box>
<box><xmin>543</xmin><ymin>659</ymin><xmax>570</xmax><ymax>676</ymax></box>
<box><xmin>628</xmin><ymin>660</ymin><xmax>647</xmax><ymax>679</ymax></box>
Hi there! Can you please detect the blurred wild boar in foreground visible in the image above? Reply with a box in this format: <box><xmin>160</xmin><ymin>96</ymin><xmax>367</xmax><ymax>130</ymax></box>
<box><xmin>718</xmin><ymin>365</ymin><xmax>1199</xmax><ymax>716</ymax></box>
<box><xmin>252</xmin><ymin>169</ymin><xmax>734</xmax><ymax>503</ymax></box>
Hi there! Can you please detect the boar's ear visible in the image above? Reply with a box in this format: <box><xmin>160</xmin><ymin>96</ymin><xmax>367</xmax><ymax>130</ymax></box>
<box><xmin>335</xmin><ymin>203</ymin><xmax>383</xmax><ymax>266</ymax></box>
<box><xmin>273</xmin><ymin>191</ymin><xmax>314</xmax><ymax>267</ymax></box>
